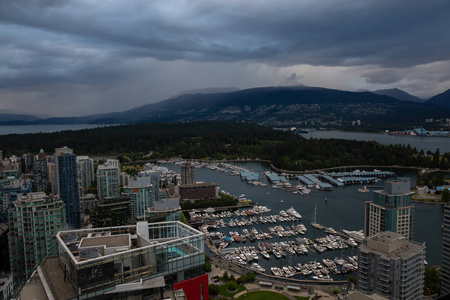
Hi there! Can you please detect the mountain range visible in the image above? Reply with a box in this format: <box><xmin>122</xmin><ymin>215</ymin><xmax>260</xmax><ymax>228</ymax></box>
<box><xmin>1</xmin><ymin>86</ymin><xmax>449</xmax><ymax>128</ymax></box>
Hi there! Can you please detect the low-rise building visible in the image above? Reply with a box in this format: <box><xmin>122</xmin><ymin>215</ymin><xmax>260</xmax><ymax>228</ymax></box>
<box><xmin>37</xmin><ymin>221</ymin><xmax>207</xmax><ymax>299</ymax></box>
<box><xmin>148</xmin><ymin>197</ymin><xmax>181</xmax><ymax>223</ymax></box>
<box><xmin>179</xmin><ymin>183</ymin><xmax>219</xmax><ymax>201</ymax></box>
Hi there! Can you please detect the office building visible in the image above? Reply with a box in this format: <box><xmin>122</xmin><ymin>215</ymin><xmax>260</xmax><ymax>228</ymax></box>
<box><xmin>81</xmin><ymin>193</ymin><xmax>98</xmax><ymax>212</ymax></box>
<box><xmin>97</xmin><ymin>159</ymin><xmax>120</xmax><ymax>200</ymax></box>
<box><xmin>179</xmin><ymin>183</ymin><xmax>219</xmax><ymax>201</ymax></box>
<box><xmin>90</xmin><ymin>196</ymin><xmax>131</xmax><ymax>228</ymax></box>
<box><xmin>147</xmin><ymin>197</ymin><xmax>181</xmax><ymax>223</ymax></box>
<box><xmin>77</xmin><ymin>156</ymin><xmax>94</xmax><ymax>192</ymax></box>
<box><xmin>55</xmin><ymin>146</ymin><xmax>81</xmax><ymax>228</ymax></box>
<box><xmin>365</xmin><ymin>178</ymin><xmax>415</xmax><ymax>240</ymax></box>
<box><xmin>124</xmin><ymin>177</ymin><xmax>159</xmax><ymax>220</ymax></box>
<box><xmin>37</xmin><ymin>221</ymin><xmax>207</xmax><ymax>299</ymax></box>
<box><xmin>20</xmin><ymin>153</ymin><xmax>34</xmax><ymax>173</ymax></box>
<box><xmin>8</xmin><ymin>192</ymin><xmax>66</xmax><ymax>283</ymax></box>
<box><xmin>441</xmin><ymin>205</ymin><xmax>450</xmax><ymax>295</ymax></box>
<box><xmin>32</xmin><ymin>150</ymin><xmax>48</xmax><ymax>192</ymax></box>
<box><xmin>358</xmin><ymin>231</ymin><xmax>425</xmax><ymax>300</ymax></box>
<box><xmin>180</xmin><ymin>161</ymin><xmax>195</xmax><ymax>185</ymax></box>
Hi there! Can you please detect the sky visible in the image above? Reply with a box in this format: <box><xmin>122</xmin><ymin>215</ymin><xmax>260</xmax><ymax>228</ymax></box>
<box><xmin>1</xmin><ymin>0</ymin><xmax>450</xmax><ymax>117</ymax></box>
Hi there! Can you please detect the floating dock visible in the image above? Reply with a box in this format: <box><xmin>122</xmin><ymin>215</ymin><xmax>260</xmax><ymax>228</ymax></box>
<box><xmin>240</xmin><ymin>171</ymin><xmax>260</xmax><ymax>182</ymax></box>
<box><xmin>265</xmin><ymin>173</ymin><xmax>288</xmax><ymax>183</ymax></box>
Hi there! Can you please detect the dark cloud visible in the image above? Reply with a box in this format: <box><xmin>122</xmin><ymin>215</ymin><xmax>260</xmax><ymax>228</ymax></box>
<box><xmin>0</xmin><ymin>0</ymin><xmax>450</xmax><ymax>115</ymax></box>
<box><xmin>362</xmin><ymin>69</ymin><xmax>404</xmax><ymax>85</ymax></box>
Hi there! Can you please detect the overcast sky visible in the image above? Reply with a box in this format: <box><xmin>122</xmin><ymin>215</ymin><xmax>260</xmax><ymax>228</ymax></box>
<box><xmin>1</xmin><ymin>0</ymin><xmax>450</xmax><ymax>117</ymax></box>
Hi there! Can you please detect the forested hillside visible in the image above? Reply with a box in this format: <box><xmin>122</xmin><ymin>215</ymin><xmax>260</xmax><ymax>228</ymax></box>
<box><xmin>0</xmin><ymin>122</ymin><xmax>448</xmax><ymax>170</ymax></box>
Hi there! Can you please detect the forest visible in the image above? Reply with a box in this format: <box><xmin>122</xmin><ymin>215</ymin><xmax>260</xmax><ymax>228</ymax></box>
<box><xmin>0</xmin><ymin>121</ymin><xmax>449</xmax><ymax>171</ymax></box>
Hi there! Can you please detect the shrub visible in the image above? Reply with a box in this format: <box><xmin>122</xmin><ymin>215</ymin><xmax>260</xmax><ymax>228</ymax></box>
<box><xmin>209</xmin><ymin>284</ymin><xmax>219</xmax><ymax>295</ymax></box>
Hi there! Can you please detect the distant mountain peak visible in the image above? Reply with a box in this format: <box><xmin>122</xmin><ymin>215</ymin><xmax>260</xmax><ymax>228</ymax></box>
<box><xmin>371</xmin><ymin>88</ymin><xmax>424</xmax><ymax>103</ymax></box>
<box><xmin>426</xmin><ymin>89</ymin><xmax>450</xmax><ymax>108</ymax></box>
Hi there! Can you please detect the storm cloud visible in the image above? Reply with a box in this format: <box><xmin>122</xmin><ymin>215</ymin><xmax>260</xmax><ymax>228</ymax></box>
<box><xmin>1</xmin><ymin>0</ymin><xmax>449</xmax><ymax>116</ymax></box>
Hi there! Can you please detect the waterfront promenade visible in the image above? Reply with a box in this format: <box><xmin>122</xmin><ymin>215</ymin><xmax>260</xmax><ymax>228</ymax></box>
<box><xmin>208</xmin><ymin>255</ymin><xmax>339</xmax><ymax>299</ymax></box>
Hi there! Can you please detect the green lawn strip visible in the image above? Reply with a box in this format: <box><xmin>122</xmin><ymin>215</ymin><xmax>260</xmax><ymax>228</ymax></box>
<box><xmin>219</xmin><ymin>284</ymin><xmax>246</xmax><ymax>297</ymax></box>
<box><xmin>236</xmin><ymin>291</ymin><xmax>291</xmax><ymax>300</ymax></box>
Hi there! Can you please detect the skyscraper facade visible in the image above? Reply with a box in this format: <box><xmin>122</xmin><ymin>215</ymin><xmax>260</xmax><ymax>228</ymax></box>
<box><xmin>180</xmin><ymin>161</ymin><xmax>195</xmax><ymax>185</ymax></box>
<box><xmin>124</xmin><ymin>177</ymin><xmax>156</xmax><ymax>219</ymax></box>
<box><xmin>441</xmin><ymin>205</ymin><xmax>450</xmax><ymax>295</ymax></box>
<box><xmin>364</xmin><ymin>178</ymin><xmax>415</xmax><ymax>240</ymax></box>
<box><xmin>55</xmin><ymin>146</ymin><xmax>81</xmax><ymax>228</ymax></box>
<box><xmin>32</xmin><ymin>150</ymin><xmax>48</xmax><ymax>192</ymax></box>
<box><xmin>8</xmin><ymin>192</ymin><xmax>66</xmax><ymax>282</ymax></box>
<box><xmin>358</xmin><ymin>231</ymin><xmax>425</xmax><ymax>299</ymax></box>
<box><xmin>96</xmin><ymin>159</ymin><xmax>120</xmax><ymax>200</ymax></box>
<box><xmin>76</xmin><ymin>156</ymin><xmax>94</xmax><ymax>192</ymax></box>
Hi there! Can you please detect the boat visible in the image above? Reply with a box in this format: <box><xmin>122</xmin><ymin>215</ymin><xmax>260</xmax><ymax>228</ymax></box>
<box><xmin>311</xmin><ymin>205</ymin><xmax>322</xmax><ymax>229</ymax></box>
<box><xmin>312</xmin><ymin>274</ymin><xmax>333</xmax><ymax>281</ymax></box>
<box><xmin>280</xmin><ymin>200</ymin><xmax>284</xmax><ymax>203</ymax></box>
<box><xmin>261</xmin><ymin>251</ymin><xmax>270</xmax><ymax>259</ymax></box>
<box><xmin>358</xmin><ymin>186</ymin><xmax>370</xmax><ymax>193</ymax></box>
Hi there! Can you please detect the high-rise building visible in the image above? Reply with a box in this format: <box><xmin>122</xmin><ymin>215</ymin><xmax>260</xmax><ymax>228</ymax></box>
<box><xmin>0</xmin><ymin>223</ymin><xmax>10</xmax><ymax>273</ymax></box>
<box><xmin>96</xmin><ymin>159</ymin><xmax>120</xmax><ymax>200</ymax></box>
<box><xmin>364</xmin><ymin>178</ymin><xmax>415</xmax><ymax>240</ymax></box>
<box><xmin>441</xmin><ymin>205</ymin><xmax>450</xmax><ymax>295</ymax></box>
<box><xmin>180</xmin><ymin>161</ymin><xmax>195</xmax><ymax>185</ymax></box>
<box><xmin>358</xmin><ymin>231</ymin><xmax>425</xmax><ymax>299</ymax></box>
<box><xmin>20</xmin><ymin>153</ymin><xmax>34</xmax><ymax>173</ymax></box>
<box><xmin>76</xmin><ymin>156</ymin><xmax>94</xmax><ymax>192</ymax></box>
<box><xmin>2</xmin><ymin>179</ymin><xmax>32</xmax><ymax>219</ymax></box>
<box><xmin>8</xmin><ymin>192</ymin><xmax>66</xmax><ymax>283</ymax></box>
<box><xmin>32</xmin><ymin>149</ymin><xmax>48</xmax><ymax>192</ymax></box>
<box><xmin>124</xmin><ymin>177</ymin><xmax>158</xmax><ymax>220</ymax></box>
<box><xmin>55</xmin><ymin>146</ymin><xmax>81</xmax><ymax>228</ymax></box>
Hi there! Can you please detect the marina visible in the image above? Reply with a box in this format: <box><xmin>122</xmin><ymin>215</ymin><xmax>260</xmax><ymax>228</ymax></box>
<box><xmin>158</xmin><ymin>160</ymin><xmax>444</xmax><ymax>281</ymax></box>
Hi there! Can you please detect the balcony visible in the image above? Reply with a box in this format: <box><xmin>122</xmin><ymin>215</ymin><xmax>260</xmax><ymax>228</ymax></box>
<box><xmin>379</xmin><ymin>259</ymin><xmax>390</xmax><ymax>266</ymax></box>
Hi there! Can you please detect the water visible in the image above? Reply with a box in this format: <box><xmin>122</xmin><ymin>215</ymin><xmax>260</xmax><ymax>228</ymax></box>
<box><xmin>162</xmin><ymin>162</ymin><xmax>444</xmax><ymax>279</ymax></box>
<box><xmin>298</xmin><ymin>130</ymin><xmax>450</xmax><ymax>153</ymax></box>
<box><xmin>0</xmin><ymin>124</ymin><xmax>111</xmax><ymax>135</ymax></box>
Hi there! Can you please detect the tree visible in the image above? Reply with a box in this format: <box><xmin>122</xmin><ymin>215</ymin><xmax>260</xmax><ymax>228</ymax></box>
<box><xmin>443</xmin><ymin>189</ymin><xmax>450</xmax><ymax>203</ymax></box>
<box><xmin>348</xmin><ymin>275</ymin><xmax>357</xmax><ymax>285</ymax></box>
<box><xmin>222</xmin><ymin>271</ymin><xmax>229</xmax><ymax>282</ymax></box>
<box><xmin>424</xmin><ymin>266</ymin><xmax>440</xmax><ymax>295</ymax></box>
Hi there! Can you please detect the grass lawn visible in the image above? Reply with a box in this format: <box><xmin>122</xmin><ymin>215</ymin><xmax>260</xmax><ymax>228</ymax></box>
<box><xmin>236</xmin><ymin>291</ymin><xmax>290</xmax><ymax>300</ymax></box>
<box><xmin>219</xmin><ymin>284</ymin><xmax>246</xmax><ymax>297</ymax></box>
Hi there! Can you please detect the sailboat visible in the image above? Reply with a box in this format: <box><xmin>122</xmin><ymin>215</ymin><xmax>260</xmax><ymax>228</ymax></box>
<box><xmin>311</xmin><ymin>205</ymin><xmax>322</xmax><ymax>229</ymax></box>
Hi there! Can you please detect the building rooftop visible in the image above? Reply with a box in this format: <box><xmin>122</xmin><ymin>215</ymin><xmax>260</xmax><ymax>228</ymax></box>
<box><xmin>57</xmin><ymin>221</ymin><xmax>204</xmax><ymax>264</ymax></box>
<box><xmin>361</xmin><ymin>231</ymin><xmax>424</xmax><ymax>259</ymax></box>
<box><xmin>79</xmin><ymin>234</ymin><xmax>130</xmax><ymax>248</ymax></box>
<box><xmin>179</xmin><ymin>182</ymin><xmax>217</xmax><ymax>188</ymax></box>
<box><xmin>41</xmin><ymin>257</ymin><xmax>77</xmax><ymax>300</ymax></box>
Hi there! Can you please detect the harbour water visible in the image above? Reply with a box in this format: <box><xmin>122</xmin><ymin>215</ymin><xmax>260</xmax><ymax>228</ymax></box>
<box><xmin>298</xmin><ymin>130</ymin><xmax>450</xmax><ymax>153</ymax></box>
<box><xmin>0</xmin><ymin>124</ymin><xmax>111</xmax><ymax>135</ymax></box>
<box><xmin>162</xmin><ymin>161</ymin><xmax>443</xmax><ymax>280</ymax></box>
